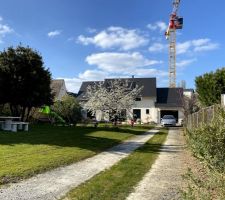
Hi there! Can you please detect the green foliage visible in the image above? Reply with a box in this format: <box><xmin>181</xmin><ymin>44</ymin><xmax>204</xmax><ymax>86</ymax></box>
<box><xmin>48</xmin><ymin>111</ymin><xmax>66</xmax><ymax>125</ymax></box>
<box><xmin>0</xmin><ymin>45</ymin><xmax>53</xmax><ymax>120</ymax></box>
<box><xmin>187</xmin><ymin>107</ymin><xmax>225</xmax><ymax>172</ymax></box>
<box><xmin>51</xmin><ymin>95</ymin><xmax>81</xmax><ymax>125</ymax></box>
<box><xmin>195</xmin><ymin>68</ymin><xmax>225</xmax><ymax>106</ymax></box>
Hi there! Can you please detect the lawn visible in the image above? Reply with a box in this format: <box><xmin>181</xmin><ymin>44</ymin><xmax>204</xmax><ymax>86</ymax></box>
<box><xmin>62</xmin><ymin>128</ymin><xmax>168</xmax><ymax>200</ymax></box>
<box><xmin>0</xmin><ymin>124</ymin><xmax>153</xmax><ymax>185</ymax></box>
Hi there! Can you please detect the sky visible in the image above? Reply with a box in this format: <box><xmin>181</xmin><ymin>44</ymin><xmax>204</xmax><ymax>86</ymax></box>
<box><xmin>0</xmin><ymin>0</ymin><xmax>224</xmax><ymax>93</ymax></box>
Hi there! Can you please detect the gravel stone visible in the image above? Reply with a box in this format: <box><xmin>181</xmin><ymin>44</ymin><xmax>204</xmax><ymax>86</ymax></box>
<box><xmin>126</xmin><ymin>127</ymin><xmax>186</xmax><ymax>200</ymax></box>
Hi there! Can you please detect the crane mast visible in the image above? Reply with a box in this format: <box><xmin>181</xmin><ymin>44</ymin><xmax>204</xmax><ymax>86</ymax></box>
<box><xmin>165</xmin><ymin>0</ymin><xmax>183</xmax><ymax>88</ymax></box>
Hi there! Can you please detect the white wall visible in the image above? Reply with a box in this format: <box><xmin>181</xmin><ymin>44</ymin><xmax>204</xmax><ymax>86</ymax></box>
<box><xmin>183</xmin><ymin>91</ymin><xmax>193</xmax><ymax>98</ymax></box>
<box><xmin>95</xmin><ymin>110</ymin><xmax>110</xmax><ymax>121</ymax></box>
<box><xmin>131</xmin><ymin>97</ymin><xmax>158</xmax><ymax>123</ymax></box>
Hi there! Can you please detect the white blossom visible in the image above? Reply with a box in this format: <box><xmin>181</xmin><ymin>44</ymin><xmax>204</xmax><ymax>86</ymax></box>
<box><xmin>82</xmin><ymin>79</ymin><xmax>143</xmax><ymax>120</ymax></box>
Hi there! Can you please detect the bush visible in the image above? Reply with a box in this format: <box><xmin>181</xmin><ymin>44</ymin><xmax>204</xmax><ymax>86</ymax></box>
<box><xmin>51</xmin><ymin>95</ymin><xmax>81</xmax><ymax>125</ymax></box>
<box><xmin>187</xmin><ymin>107</ymin><xmax>225</xmax><ymax>172</ymax></box>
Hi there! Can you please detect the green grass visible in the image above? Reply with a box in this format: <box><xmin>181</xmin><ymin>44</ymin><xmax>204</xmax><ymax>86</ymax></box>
<box><xmin>0</xmin><ymin>124</ymin><xmax>153</xmax><ymax>185</ymax></box>
<box><xmin>62</xmin><ymin>128</ymin><xmax>168</xmax><ymax>200</ymax></box>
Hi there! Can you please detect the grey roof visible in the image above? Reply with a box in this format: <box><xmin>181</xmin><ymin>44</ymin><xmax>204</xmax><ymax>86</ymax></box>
<box><xmin>155</xmin><ymin>88</ymin><xmax>184</xmax><ymax>108</ymax></box>
<box><xmin>77</xmin><ymin>78</ymin><xmax>156</xmax><ymax>100</ymax></box>
<box><xmin>105</xmin><ymin>78</ymin><xmax>156</xmax><ymax>97</ymax></box>
<box><xmin>51</xmin><ymin>79</ymin><xmax>65</xmax><ymax>98</ymax></box>
<box><xmin>77</xmin><ymin>81</ymin><xmax>103</xmax><ymax>100</ymax></box>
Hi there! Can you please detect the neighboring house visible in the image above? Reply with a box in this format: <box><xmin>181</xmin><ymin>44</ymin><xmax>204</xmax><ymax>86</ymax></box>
<box><xmin>77</xmin><ymin>77</ymin><xmax>184</xmax><ymax>124</ymax></box>
<box><xmin>51</xmin><ymin>79</ymin><xmax>67</xmax><ymax>101</ymax></box>
<box><xmin>183</xmin><ymin>89</ymin><xmax>194</xmax><ymax>99</ymax></box>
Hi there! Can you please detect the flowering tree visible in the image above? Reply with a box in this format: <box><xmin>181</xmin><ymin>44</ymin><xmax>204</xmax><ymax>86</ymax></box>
<box><xmin>83</xmin><ymin>79</ymin><xmax>143</xmax><ymax>124</ymax></box>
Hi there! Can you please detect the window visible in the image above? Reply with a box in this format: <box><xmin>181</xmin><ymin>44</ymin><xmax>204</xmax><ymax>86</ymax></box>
<box><xmin>135</xmin><ymin>97</ymin><xmax>141</xmax><ymax>101</ymax></box>
<box><xmin>146</xmin><ymin>109</ymin><xmax>150</xmax><ymax>114</ymax></box>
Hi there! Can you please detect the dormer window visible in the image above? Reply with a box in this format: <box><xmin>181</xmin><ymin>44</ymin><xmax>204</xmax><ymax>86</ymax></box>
<box><xmin>135</xmin><ymin>97</ymin><xmax>142</xmax><ymax>101</ymax></box>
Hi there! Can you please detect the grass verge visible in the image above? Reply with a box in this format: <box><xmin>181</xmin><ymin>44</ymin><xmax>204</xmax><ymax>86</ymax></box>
<box><xmin>62</xmin><ymin>128</ymin><xmax>168</xmax><ymax>200</ymax></box>
<box><xmin>0</xmin><ymin>124</ymin><xmax>153</xmax><ymax>185</ymax></box>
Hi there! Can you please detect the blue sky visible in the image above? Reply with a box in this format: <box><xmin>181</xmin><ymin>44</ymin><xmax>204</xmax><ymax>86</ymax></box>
<box><xmin>0</xmin><ymin>0</ymin><xmax>224</xmax><ymax>92</ymax></box>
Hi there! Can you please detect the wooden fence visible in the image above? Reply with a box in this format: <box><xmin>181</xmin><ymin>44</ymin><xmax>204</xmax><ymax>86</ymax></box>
<box><xmin>186</xmin><ymin>104</ymin><xmax>220</xmax><ymax>130</ymax></box>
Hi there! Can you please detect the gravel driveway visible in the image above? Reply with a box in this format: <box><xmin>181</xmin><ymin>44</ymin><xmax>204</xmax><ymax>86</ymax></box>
<box><xmin>127</xmin><ymin>127</ymin><xmax>186</xmax><ymax>200</ymax></box>
<box><xmin>0</xmin><ymin>129</ymin><xmax>159</xmax><ymax>200</ymax></box>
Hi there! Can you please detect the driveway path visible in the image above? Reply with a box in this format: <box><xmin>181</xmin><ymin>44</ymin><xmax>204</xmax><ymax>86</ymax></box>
<box><xmin>0</xmin><ymin>129</ymin><xmax>159</xmax><ymax>200</ymax></box>
<box><xmin>127</xmin><ymin>128</ymin><xmax>186</xmax><ymax>200</ymax></box>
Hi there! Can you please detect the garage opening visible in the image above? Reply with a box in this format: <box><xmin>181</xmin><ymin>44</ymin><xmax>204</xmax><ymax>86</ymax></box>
<box><xmin>160</xmin><ymin>110</ymin><xmax>178</xmax><ymax>122</ymax></box>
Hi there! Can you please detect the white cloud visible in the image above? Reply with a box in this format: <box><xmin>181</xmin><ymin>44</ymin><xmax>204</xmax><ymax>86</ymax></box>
<box><xmin>60</xmin><ymin>52</ymin><xmax>165</xmax><ymax>93</ymax></box>
<box><xmin>47</xmin><ymin>30</ymin><xmax>61</xmax><ymax>38</ymax></box>
<box><xmin>62</xmin><ymin>78</ymin><xmax>83</xmax><ymax>93</ymax></box>
<box><xmin>177</xmin><ymin>41</ymin><xmax>192</xmax><ymax>54</ymax></box>
<box><xmin>78</xmin><ymin>70</ymin><xmax>108</xmax><ymax>80</ymax></box>
<box><xmin>149</xmin><ymin>42</ymin><xmax>167</xmax><ymax>52</ymax></box>
<box><xmin>147</xmin><ymin>21</ymin><xmax>167</xmax><ymax>32</ymax></box>
<box><xmin>194</xmin><ymin>43</ymin><xmax>219</xmax><ymax>52</ymax></box>
<box><xmin>176</xmin><ymin>59</ymin><xmax>196</xmax><ymax>68</ymax></box>
<box><xmin>0</xmin><ymin>24</ymin><xmax>13</xmax><ymax>36</ymax></box>
<box><xmin>177</xmin><ymin>38</ymin><xmax>219</xmax><ymax>54</ymax></box>
<box><xmin>86</xmin><ymin>27</ymin><xmax>97</xmax><ymax>33</ymax></box>
<box><xmin>192</xmin><ymin>38</ymin><xmax>210</xmax><ymax>46</ymax></box>
<box><xmin>0</xmin><ymin>19</ymin><xmax>13</xmax><ymax>43</ymax></box>
<box><xmin>86</xmin><ymin>52</ymin><xmax>162</xmax><ymax>72</ymax></box>
<box><xmin>77</xmin><ymin>26</ymin><xmax>149</xmax><ymax>50</ymax></box>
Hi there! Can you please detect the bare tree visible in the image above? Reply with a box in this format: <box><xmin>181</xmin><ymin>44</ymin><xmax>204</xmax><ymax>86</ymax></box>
<box><xmin>82</xmin><ymin>79</ymin><xmax>143</xmax><ymax>125</ymax></box>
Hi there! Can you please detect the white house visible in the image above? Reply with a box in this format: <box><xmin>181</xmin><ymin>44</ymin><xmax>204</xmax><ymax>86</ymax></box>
<box><xmin>183</xmin><ymin>89</ymin><xmax>194</xmax><ymax>99</ymax></box>
<box><xmin>77</xmin><ymin>77</ymin><xmax>184</xmax><ymax>124</ymax></box>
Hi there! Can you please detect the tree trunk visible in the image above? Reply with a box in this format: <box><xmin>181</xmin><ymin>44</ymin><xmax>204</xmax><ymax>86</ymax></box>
<box><xmin>21</xmin><ymin>106</ymin><xmax>26</xmax><ymax>121</ymax></box>
<box><xmin>25</xmin><ymin>107</ymin><xmax>32</xmax><ymax>122</ymax></box>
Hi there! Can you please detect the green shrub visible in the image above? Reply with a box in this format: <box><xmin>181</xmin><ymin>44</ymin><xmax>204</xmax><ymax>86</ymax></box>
<box><xmin>51</xmin><ymin>95</ymin><xmax>81</xmax><ymax>125</ymax></box>
<box><xmin>187</xmin><ymin>107</ymin><xmax>225</xmax><ymax>172</ymax></box>
<box><xmin>182</xmin><ymin>168</ymin><xmax>225</xmax><ymax>200</ymax></box>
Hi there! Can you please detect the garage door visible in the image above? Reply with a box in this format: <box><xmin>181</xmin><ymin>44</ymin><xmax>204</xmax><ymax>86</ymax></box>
<box><xmin>160</xmin><ymin>110</ymin><xmax>178</xmax><ymax>122</ymax></box>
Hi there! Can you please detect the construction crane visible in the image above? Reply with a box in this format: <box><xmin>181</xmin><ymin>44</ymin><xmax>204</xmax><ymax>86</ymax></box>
<box><xmin>165</xmin><ymin>0</ymin><xmax>183</xmax><ymax>88</ymax></box>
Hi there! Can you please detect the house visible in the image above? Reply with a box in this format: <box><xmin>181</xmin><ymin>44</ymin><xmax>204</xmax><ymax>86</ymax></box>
<box><xmin>77</xmin><ymin>77</ymin><xmax>184</xmax><ymax>124</ymax></box>
<box><xmin>183</xmin><ymin>89</ymin><xmax>194</xmax><ymax>98</ymax></box>
<box><xmin>50</xmin><ymin>79</ymin><xmax>67</xmax><ymax>101</ymax></box>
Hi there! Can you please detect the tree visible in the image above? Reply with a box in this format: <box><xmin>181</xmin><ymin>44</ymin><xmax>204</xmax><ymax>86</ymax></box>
<box><xmin>52</xmin><ymin>95</ymin><xmax>81</xmax><ymax>125</ymax></box>
<box><xmin>83</xmin><ymin>79</ymin><xmax>143</xmax><ymax>124</ymax></box>
<box><xmin>195</xmin><ymin>68</ymin><xmax>225</xmax><ymax>106</ymax></box>
<box><xmin>0</xmin><ymin>45</ymin><xmax>53</xmax><ymax>120</ymax></box>
<box><xmin>183</xmin><ymin>93</ymin><xmax>200</xmax><ymax>118</ymax></box>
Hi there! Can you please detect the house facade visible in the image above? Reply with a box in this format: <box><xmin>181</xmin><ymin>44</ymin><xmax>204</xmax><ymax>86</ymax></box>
<box><xmin>77</xmin><ymin>77</ymin><xmax>184</xmax><ymax>124</ymax></box>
